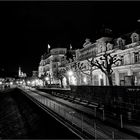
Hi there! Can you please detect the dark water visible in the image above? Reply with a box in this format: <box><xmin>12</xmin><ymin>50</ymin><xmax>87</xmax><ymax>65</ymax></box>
<box><xmin>0</xmin><ymin>88</ymin><xmax>80</xmax><ymax>139</ymax></box>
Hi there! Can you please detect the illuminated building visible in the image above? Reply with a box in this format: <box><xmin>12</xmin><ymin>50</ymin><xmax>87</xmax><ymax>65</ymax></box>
<box><xmin>75</xmin><ymin>32</ymin><xmax>140</xmax><ymax>86</ymax></box>
<box><xmin>18</xmin><ymin>67</ymin><xmax>26</xmax><ymax>78</ymax></box>
<box><xmin>32</xmin><ymin>71</ymin><xmax>38</xmax><ymax>78</ymax></box>
<box><xmin>38</xmin><ymin>48</ymin><xmax>67</xmax><ymax>85</ymax></box>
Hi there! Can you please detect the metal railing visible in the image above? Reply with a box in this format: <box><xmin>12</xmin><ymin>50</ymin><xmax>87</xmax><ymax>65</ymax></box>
<box><xmin>23</xmin><ymin>89</ymin><xmax>137</xmax><ymax>139</ymax></box>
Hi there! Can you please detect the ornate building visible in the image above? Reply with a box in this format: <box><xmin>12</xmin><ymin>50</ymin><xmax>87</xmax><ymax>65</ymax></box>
<box><xmin>73</xmin><ymin>32</ymin><xmax>140</xmax><ymax>86</ymax></box>
<box><xmin>38</xmin><ymin>48</ymin><xmax>67</xmax><ymax>85</ymax></box>
<box><xmin>38</xmin><ymin>31</ymin><xmax>140</xmax><ymax>87</ymax></box>
<box><xmin>18</xmin><ymin>67</ymin><xmax>26</xmax><ymax>78</ymax></box>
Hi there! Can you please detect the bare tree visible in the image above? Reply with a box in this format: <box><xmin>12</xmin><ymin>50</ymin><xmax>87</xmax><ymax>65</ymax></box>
<box><xmin>54</xmin><ymin>68</ymin><xmax>69</xmax><ymax>88</ymax></box>
<box><xmin>75</xmin><ymin>61</ymin><xmax>95</xmax><ymax>85</ymax></box>
<box><xmin>90</xmin><ymin>51</ymin><xmax>122</xmax><ymax>86</ymax></box>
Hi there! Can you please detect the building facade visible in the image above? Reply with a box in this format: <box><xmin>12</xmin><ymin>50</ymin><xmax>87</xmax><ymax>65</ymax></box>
<box><xmin>38</xmin><ymin>48</ymin><xmax>67</xmax><ymax>85</ymax></box>
<box><xmin>38</xmin><ymin>32</ymin><xmax>140</xmax><ymax>87</ymax></box>
<box><xmin>72</xmin><ymin>32</ymin><xmax>140</xmax><ymax>86</ymax></box>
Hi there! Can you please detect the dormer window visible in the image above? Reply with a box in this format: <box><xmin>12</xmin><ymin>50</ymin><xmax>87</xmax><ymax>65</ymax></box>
<box><xmin>131</xmin><ymin>32</ymin><xmax>139</xmax><ymax>43</ymax></box>
<box><xmin>116</xmin><ymin>38</ymin><xmax>125</xmax><ymax>49</ymax></box>
<box><xmin>107</xmin><ymin>43</ymin><xmax>113</xmax><ymax>51</ymax></box>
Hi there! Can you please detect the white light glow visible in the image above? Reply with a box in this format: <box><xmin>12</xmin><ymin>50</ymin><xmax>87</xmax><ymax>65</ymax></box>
<box><xmin>99</xmin><ymin>74</ymin><xmax>103</xmax><ymax>79</ymax></box>
<box><xmin>27</xmin><ymin>81</ymin><xmax>30</xmax><ymax>85</ymax></box>
<box><xmin>45</xmin><ymin>77</ymin><xmax>49</xmax><ymax>81</ymax></box>
<box><xmin>71</xmin><ymin>76</ymin><xmax>76</xmax><ymax>85</ymax></box>
<box><xmin>68</xmin><ymin>70</ymin><xmax>73</xmax><ymax>76</ymax></box>
<box><xmin>32</xmin><ymin>81</ymin><xmax>35</xmax><ymax>86</ymax></box>
<box><xmin>83</xmin><ymin>77</ymin><xmax>87</xmax><ymax>84</ymax></box>
<box><xmin>48</xmin><ymin>44</ymin><xmax>51</xmax><ymax>49</ymax></box>
<box><xmin>10</xmin><ymin>82</ymin><xmax>13</xmax><ymax>85</ymax></box>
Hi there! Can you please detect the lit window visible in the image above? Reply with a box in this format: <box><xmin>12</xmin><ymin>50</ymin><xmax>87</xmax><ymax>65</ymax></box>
<box><xmin>134</xmin><ymin>52</ymin><xmax>139</xmax><ymax>63</ymax></box>
<box><xmin>112</xmin><ymin>73</ymin><xmax>116</xmax><ymax>85</ymax></box>
<box><xmin>121</xmin><ymin>56</ymin><xmax>124</xmax><ymax>65</ymax></box>
<box><xmin>93</xmin><ymin>75</ymin><xmax>99</xmax><ymax>85</ymax></box>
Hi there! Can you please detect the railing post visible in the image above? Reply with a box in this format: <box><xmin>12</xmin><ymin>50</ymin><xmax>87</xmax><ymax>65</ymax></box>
<box><xmin>120</xmin><ymin>114</ymin><xmax>123</xmax><ymax>128</ymax></box>
<box><xmin>81</xmin><ymin>114</ymin><xmax>83</xmax><ymax>132</ymax></box>
<box><xmin>54</xmin><ymin>103</ymin><xmax>55</xmax><ymax>111</ymax></box>
<box><xmin>94</xmin><ymin>107</ymin><xmax>97</xmax><ymax>117</ymax></box>
<box><xmin>103</xmin><ymin>109</ymin><xmax>105</xmax><ymax>121</ymax></box>
<box><xmin>64</xmin><ymin>109</ymin><xmax>66</xmax><ymax>120</ymax></box>
<box><xmin>94</xmin><ymin>121</ymin><xmax>96</xmax><ymax>139</ymax></box>
<box><xmin>50</xmin><ymin>101</ymin><xmax>52</xmax><ymax>109</ymax></box>
<box><xmin>44</xmin><ymin>99</ymin><xmax>46</xmax><ymax>105</ymax></box>
<box><xmin>58</xmin><ymin>105</ymin><xmax>60</xmax><ymax>114</ymax></box>
<box><xmin>71</xmin><ymin>112</ymin><xmax>73</xmax><ymax>125</ymax></box>
<box><xmin>112</xmin><ymin>131</ymin><xmax>115</xmax><ymax>139</ymax></box>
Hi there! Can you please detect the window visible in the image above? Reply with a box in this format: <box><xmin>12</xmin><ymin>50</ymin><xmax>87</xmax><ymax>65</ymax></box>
<box><xmin>112</xmin><ymin>73</ymin><xmax>116</xmax><ymax>85</ymax></box>
<box><xmin>121</xmin><ymin>56</ymin><xmax>124</xmax><ymax>65</ymax></box>
<box><xmin>119</xmin><ymin>72</ymin><xmax>127</xmax><ymax>81</ymax></box>
<box><xmin>131</xmin><ymin>33</ymin><xmax>139</xmax><ymax>43</ymax></box>
<box><xmin>93</xmin><ymin>75</ymin><xmax>99</xmax><ymax>85</ymax></box>
<box><xmin>117</xmin><ymin>38</ymin><xmax>125</xmax><ymax>49</ymax></box>
<box><xmin>134</xmin><ymin>52</ymin><xmax>139</xmax><ymax>63</ymax></box>
<box><xmin>133</xmin><ymin>72</ymin><xmax>140</xmax><ymax>86</ymax></box>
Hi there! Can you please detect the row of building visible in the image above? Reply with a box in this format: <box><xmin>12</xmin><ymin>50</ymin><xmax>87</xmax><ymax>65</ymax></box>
<box><xmin>38</xmin><ymin>31</ymin><xmax>140</xmax><ymax>86</ymax></box>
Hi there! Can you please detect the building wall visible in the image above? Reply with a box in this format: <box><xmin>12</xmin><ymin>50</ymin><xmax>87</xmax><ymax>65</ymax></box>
<box><xmin>38</xmin><ymin>32</ymin><xmax>140</xmax><ymax>86</ymax></box>
<box><xmin>74</xmin><ymin>33</ymin><xmax>140</xmax><ymax>86</ymax></box>
<box><xmin>38</xmin><ymin>48</ymin><xmax>67</xmax><ymax>84</ymax></box>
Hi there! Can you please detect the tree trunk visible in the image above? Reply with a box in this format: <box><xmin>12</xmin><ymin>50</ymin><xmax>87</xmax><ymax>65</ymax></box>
<box><xmin>65</xmin><ymin>76</ymin><xmax>70</xmax><ymax>87</ymax></box>
<box><xmin>60</xmin><ymin>79</ymin><xmax>63</xmax><ymax>88</ymax></box>
<box><xmin>90</xmin><ymin>68</ymin><xmax>93</xmax><ymax>85</ymax></box>
<box><xmin>107</xmin><ymin>74</ymin><xmax>113</xmax><ymax>86</ymax></box>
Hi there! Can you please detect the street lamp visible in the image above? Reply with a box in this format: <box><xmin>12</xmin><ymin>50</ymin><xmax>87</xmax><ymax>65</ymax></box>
<box><xmin>45</xmin><ymin>77</ymin><xmax>49</xmax><ymax>81</ymax></box>
<box><xmin>68</xmin><ymin>70</ymin><xmax>73</xmax><ymax>77</ymax></box>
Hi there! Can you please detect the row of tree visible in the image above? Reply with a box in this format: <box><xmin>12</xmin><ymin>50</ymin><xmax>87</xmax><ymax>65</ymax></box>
<box><xmin>54</xmin><ymin>45</ymin><xmax>122</xmax><ymax>87</ymax></box>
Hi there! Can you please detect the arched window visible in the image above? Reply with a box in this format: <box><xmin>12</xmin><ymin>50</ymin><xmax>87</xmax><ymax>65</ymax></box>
<box><xmin>107</xmin><ymin>43</ymin><xmax>113</xmax><ymax>51</ymax></box>
<box><xmin>131</xmin><ymin>32</ymin><xmax>139</xmax><ymax>43</ymax></box>
<box><xmin>116</xmin><ymin>38</ymin><xmax>125</xmax><ymax>49</ymax></box>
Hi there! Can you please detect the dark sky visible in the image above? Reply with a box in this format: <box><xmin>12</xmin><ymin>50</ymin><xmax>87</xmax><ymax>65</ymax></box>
<box><xmin>0</xmin><ymin>1</ymin><xmax>140</xmax><ymax>77</ymax></box>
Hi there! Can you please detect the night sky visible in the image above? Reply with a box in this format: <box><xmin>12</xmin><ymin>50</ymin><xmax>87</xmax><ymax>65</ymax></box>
<box><xmin>0</xmin><ymin>1</ymin><xmax>140</xmax><ymax>77</ymax></box>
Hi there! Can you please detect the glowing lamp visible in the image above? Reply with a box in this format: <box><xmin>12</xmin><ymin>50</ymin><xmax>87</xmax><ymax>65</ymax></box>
<box><xmin>45</xmin><ymin>77</ymin><xmax>49</xmax><ymax>81</ymax></box>
<box><xmin>68</xmin><ymin>70</ymin><xmax>73</xmax><ymax>76</ymax></box>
